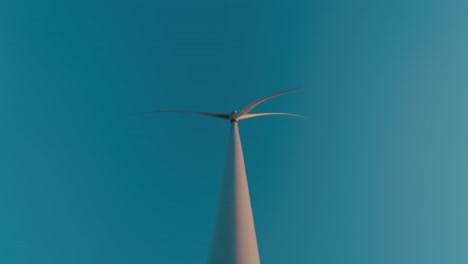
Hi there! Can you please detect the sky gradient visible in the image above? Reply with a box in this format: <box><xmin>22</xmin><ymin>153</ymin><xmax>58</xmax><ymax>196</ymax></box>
<box><xmin>2</xmin><ymin>0</ymin><xmax>468</xmax><ymax>263</ymax></box>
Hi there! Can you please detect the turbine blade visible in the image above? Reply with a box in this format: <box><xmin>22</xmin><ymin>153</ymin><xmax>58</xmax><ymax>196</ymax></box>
<box><xmin>236</xmin><ymin>88</ymin><xmax>302</xmax><ymax>118</ymax></box>
<box><xmin>133</xmin><ymin>110</ymin><xmax>230</xmax><ymax>120</ymax></box>
<box><xmin>237</xmin><ymin>112</ymin><xmax>306</xmax><ymax>120</ymax></box>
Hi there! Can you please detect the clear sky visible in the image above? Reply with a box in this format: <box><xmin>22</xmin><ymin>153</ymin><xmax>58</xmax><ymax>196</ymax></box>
<box><xmin>2</xmin><ymin>0</ymin><xmax>468</xmax><ymax>263</ymax></box>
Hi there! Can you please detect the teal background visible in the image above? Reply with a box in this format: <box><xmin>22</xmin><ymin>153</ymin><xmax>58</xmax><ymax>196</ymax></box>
<box><xmin>2</xmin><ymin>0</ymin><xmax>468</xmax><ymax>263</ymax></box>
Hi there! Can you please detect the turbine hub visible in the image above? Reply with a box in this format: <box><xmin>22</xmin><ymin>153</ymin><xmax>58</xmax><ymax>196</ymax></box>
<box><xmin>229</xmin><ymin>110</ymin><xmax>238</xmax><ymax>122</ymax></box>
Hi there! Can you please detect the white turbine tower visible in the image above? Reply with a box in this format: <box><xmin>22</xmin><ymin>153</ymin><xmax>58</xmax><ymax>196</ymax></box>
<box><xmin>138</xmin><ymin>88</ymin><xmax>304</xmax><ymax>264</ymax></box>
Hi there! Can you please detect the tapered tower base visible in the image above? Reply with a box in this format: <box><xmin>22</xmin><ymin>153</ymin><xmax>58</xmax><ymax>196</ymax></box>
<box><xmin>208</xmin><ymin>122</ymin><xmax>260</xmax><ymax>264</ymax></box>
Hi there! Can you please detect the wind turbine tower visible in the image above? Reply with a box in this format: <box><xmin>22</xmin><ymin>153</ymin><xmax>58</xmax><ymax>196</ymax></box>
<box><xmin>139</xmin><ymin>88</ymin><xmax>303</xmax><ymax>264</ymax></box>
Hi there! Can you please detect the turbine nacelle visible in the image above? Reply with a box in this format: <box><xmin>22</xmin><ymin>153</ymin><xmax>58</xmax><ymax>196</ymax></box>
<box><xmin>230</xmin><ymin>110</ymin><xmax>238</xmax><ymax>122</ymax></box>
<box><xmin>135</xmin><ymin>88</ymin><xmax>305</xmax><ymax>122</ymax></box>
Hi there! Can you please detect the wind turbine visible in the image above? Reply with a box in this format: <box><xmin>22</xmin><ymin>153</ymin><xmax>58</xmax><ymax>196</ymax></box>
<box><xmin>138</xmin><ymin>88</ymin><xmax>304</xmax><ymax>264</ymax></box>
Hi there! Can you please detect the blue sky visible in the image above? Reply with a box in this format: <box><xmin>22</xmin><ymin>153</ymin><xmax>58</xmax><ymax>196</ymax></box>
<box><xmin>1</xmin><ymin>0</ymin><xmax>468</xmax><ymax>263</ymax></box>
